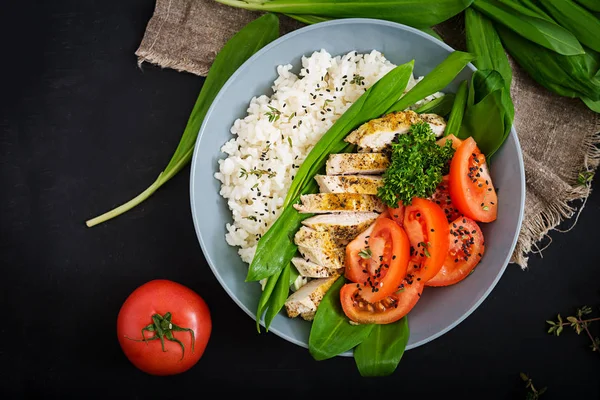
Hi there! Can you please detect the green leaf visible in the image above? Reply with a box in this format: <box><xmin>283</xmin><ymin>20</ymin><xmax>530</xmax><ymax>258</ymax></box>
<box><xmin>496</xmin><ymin>24</ymin><xmax>600</xmax><ymax>101</ymax></box>
<box><xmin>465</xmin><ymin>7</ymin><xmax>512</xmax><ymax>90</ymax></box>
<box><xmin>445</xmin><ymin>80</ymin><xmax>468</xmax><ymax>136</ymax></box>
<box><xmin>387</xmin><ymin>51</ymin><xmax>476</xmax><ymax>113</ymax></box>
<box><xmin>217</xmin><ymin>0</ymin><xmax>474</xmax><ymax>28</ymax></box>
<box><xmin>309</xmin><ymin>277</ymin><xmax>374</xmax><ymax>360</ymax></box>
<box><xmin>419</xmin><ymin>27</ymin><xmax>444</xmax><ymax>41</ymax></box>
<box><xmin>414</xmin><ymin>93</ymin><xmax>456</xmax><ymax>117</ymax></box>
<box><xmin>354</xmin><ymin>317</ymin><xmax>409</xmax><ymax>377</ymax></box>
<box><xmin>284</xmin><ymin>13</ymin><xmax>332</xmax><ymax>24</ymax></box>
<box><xmin>264</xmin><ymin>263</ymin><xmax>292</xmax><ymax>330</ymax></box>
<box><xmin>473</xmin><ymin>0</ymin><xmax>585</xmax><ymax>55</ymax></box>
<box><xmin>256</xmin><ymin>267</ymin><xmax>283</xmax><ymax>332</ymax></box>
<box><xmin>540</xmin><ymin>0</ymin><xmax>600</xmax><ymax>53</ymax></box>
<box><xmin>288</xmin><ymin>263</ymin><xmax>300</xmax><ymax>286</ymax></box>
<box><xmin>459</xmin><ymin>70</ymin><xmax>513</xmax><ymax>157</ymax></box>
<box><xmin>85</xmin><ymin>13</ymin><xmax>280</xmax><ymax>227</ymax></box>
<box><xmin>567</xmin><ymin>316</ymin><xmax>579</xmax><ymax>324</ymax></box>
<box><xmin>574</xmin><ymin>0</ymin><xmax>600</xmax><ymax>12</ymax></box>
<box><xmin>546</xmin><ymin>320</ymin><xmax>556</xmax><ymax>326</ymax></box>
<box><xmin>556</xmin><ymin>324</ymin><xmax>564</xmax><ymax>336</ymax></box>
<box><xmin>520</xmin><ymin>372</ymin><xmax>530</xmax><ymax>382</ymax></box>
<box><xmin>246</xmin><ymin>182</ymin><xmax>316</xmax><ymax>282</ymax></box>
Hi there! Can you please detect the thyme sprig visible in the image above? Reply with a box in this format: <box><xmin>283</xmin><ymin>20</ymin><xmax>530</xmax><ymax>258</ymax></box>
<box><xmin>520</xmin><ymin>373</ymin><xmax>547</xmax><ymax>400</ymax></box>
<box><xmin>546</xmin><ymin>305</ymin><xmax>600</xmax><ymax>353</ymax></box>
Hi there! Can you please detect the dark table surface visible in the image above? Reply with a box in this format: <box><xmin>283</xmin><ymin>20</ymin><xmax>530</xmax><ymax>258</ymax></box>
<box><xmin>2</xmin><ymin>1</ymin><xmax>599</xmax><ymax>398</ymax></box>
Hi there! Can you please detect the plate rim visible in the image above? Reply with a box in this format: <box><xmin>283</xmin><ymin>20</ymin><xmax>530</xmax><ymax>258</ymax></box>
<box><xmin>189</xmin><ymin>17</ymin><xmax>526</xmax><ymax>356</ymax></box>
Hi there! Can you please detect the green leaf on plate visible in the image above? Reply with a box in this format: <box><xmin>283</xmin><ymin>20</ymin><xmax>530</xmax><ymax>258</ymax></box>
<box><xmin>414</xmin><ymin>93</ymin><xmax>455</xmax><ymax>117</ymax></box>
<box><xmin>445</xmin><ymin>80</ymin><xmax>468</xmax><ymax>136</ymax></box>
<box><xmin>386</xmin><ymin>51</ymin><xmax>475</xmax><ymax>114</ymax></box>
<box><xmin>458</xmin><ymin>69</ymin><xmax>513</xmax><ymax>158</ymax></box>
<box><xmin>354</xmin><ymin>317</ymin><xmax>410</xmax><ymax>377</ymax></box>
<box><xmin>256</xmin><ymin>267</ymin><xmax>283</xmax><ymax>332</ymax></box>
<box><xmin>465</xmin><ymin>7</ymin><xmax>512</xmax><ymax>90</ymax></box>
<box><xmin>264</xmin><ymin>263</ymin><xmax>292</xmax><ymax>330</ymax></box>
<box><xmin>309</xmin><ymin>276</ymin><xmax>374</xmax><ymax>361</ymax></box>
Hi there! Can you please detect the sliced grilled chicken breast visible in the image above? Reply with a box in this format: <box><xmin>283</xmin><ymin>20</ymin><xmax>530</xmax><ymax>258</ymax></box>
<box><xmin>420</xmin><ymin>113</ymin><xmax>446</xmax><ymax>137</ymax></box>
<box><xmin>291</xmin><ymin>257</ymin><xmax>333</xmax><ymax>278</ymax></box>
<box><xmin>294</xmin><ymin>226</ymin><xmax>345</xmax><ymax>269</ymax></box>
<box><xmin>294</xmin><ymin>193</ymin><xmax>385</xmax><ymax>214</ymax></box>
<box><xmin>314</xmin><ymin>174</ymin><xmax>383</xmax><ymax>195</ymax></box>
<box><xmin>345</xmin><ymin>110</ymin><xmax>421</xmax><ymax>152</ymax></box>
<box><xmin>284</xmin><ymin>274</ymin><xmax>339</xmax><ymax>321</ymax></box>
<box><xmin>325</xmin><ymin>153</ymin><xmax>390</xmax><ymax>175</ymax></box>
<box><xmin>345</xmin><ymin>110</ymin><xmax>447</xmax><ymax>151</ymax></box>
<box><xmin>302</xmin><ymin>212</ymin><xmax>379</xmax><ymax>242</ymax></box>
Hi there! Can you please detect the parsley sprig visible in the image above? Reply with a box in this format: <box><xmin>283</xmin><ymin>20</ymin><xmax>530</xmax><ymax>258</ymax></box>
<box><xmin>378</xmin><ymin>122</ymin><xmax>455</xmax><ymax>207</ymax></box>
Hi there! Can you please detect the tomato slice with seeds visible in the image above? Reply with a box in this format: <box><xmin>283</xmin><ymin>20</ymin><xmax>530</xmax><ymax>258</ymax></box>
<box><xmin>340</xmin><ymin>279</ymin><xmax>424</xmax><ymax>325</ymax></box>
<box><xmin>344</xmin><ymin>217</ymin><xmax>410</xmax><ymax>303</ymax></box>
<box><xmin>403</xmin><ymin>198</ymin><xmax>450</xmax><ymax>283</ymax></box>
<box><xmin>430</xmin><ymin>175</ymin><xmax>461</xmax><ymax>223</ymax></box>
<box><xmin>449</xmin><ymin>137</ymin><xmax>498</xmax><ymax>223</ymax></box>
<box><xmin>426</xmin><ymin>216</ymin><xmax>485</xmax><ymax>287</ymax></box>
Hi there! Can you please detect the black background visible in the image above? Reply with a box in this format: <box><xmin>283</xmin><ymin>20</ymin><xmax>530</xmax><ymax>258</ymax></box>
<box><xmin>1</xmin><ymin>1</ymin><xmax>599</xmax><ymax>398</ymax></box>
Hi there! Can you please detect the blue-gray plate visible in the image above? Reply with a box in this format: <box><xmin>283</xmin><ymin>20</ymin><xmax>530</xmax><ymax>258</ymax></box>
<box><xmin>190</xmin><ymin>18</ymin><xmax>525</xmax><ymax>356</ymax></box>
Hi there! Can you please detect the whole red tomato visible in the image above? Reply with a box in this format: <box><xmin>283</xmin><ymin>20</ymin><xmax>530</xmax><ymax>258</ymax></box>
<box><xmin>117</xmin><ymin>279</ymin><xmax>212</xmax><ymax>376</ymax></box>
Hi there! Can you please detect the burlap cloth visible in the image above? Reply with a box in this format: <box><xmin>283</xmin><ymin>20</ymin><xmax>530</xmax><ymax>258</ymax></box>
<box><xmin>136</xmin><ymin>0</ymin><xmax>600</xmax><ymax>268</ymax></box>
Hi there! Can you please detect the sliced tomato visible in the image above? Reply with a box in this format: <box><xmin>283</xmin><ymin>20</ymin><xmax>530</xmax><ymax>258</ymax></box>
<box><xmin>436</xmin><ymin>134</ymin><xmax>463</xmax><ymax>150</ymax></box>
<box><xmin>430</xmin><ymin>175</ymin><xmax>461</xmax><ymax>223</ymax></box>
<box><xmin>427</xmin><ymin>216</ymin><xmax>485</xmax><ymax>286</ymax></box>
<box><xmin>403</xmin><ymin>198</ymin><xmax>450</xmax><ymax>282</ymax></box>
<box><xmin>387</xmin><ymin>202</ymin><xmax>405</xmax><ymax>227</ymax></box>
<box><xmin>340</xmin><ymin>279</ymin><xmax>424</xmax><ymax>325</ymax></box>
<box><xmin>345</xmin><ymin>217</ymin><xmax>410</xmax><ymax>303</ymax></box>
<box><xmin>344</xmin><ymin>223</ymin><xmax>374</xmax><ymax>284</ymax></box>
<box><xmin>449</xmin><ymin>137</ymin><xmax>498</xmax><ymax>223</ymax></box>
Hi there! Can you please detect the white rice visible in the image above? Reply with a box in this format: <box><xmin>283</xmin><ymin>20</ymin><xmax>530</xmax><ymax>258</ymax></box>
<box><xmin>214</xmin><ymin>49</ymin><xmax>442</xmax><ymax>265</ymax></box>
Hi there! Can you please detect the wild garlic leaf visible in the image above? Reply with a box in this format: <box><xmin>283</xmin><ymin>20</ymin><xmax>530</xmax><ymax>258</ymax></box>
<box><xmin>309</xmin><ymin>276</ymin><xmax>374</xmax><ymax>361</ymax></box>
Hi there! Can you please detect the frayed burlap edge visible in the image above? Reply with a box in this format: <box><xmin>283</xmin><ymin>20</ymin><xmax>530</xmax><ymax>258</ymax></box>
<box><xmin>511</xmin><ymin>126</ymin><xmax>600</xmax><ymax>268</ymax></box>
<box><xmin>136</xmin><ymin>49</ymin><xmax>210</xmax><ymax>77</ymax></box>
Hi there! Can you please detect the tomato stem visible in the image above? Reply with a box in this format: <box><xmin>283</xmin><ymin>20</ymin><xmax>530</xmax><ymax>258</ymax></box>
<box><xmin>125</xmin><ymin>312</ymin><xmax>195</xmax><ymax>360</ymax></box>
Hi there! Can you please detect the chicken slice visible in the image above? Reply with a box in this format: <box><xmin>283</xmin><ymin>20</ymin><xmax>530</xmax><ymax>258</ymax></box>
<box><xmin>294</xmin><ymin>226</ymin><xmax>345</xmax><ymax>269</ymax></box>
<box><xmin>420</xmin><ymin>113</ymin><xmax>446</xmax><ymax>137</ymax></box>
<box><xmin>291</xmin><ymin>257</ymin><xmax>333</xmax><ymax>278</ymax></box>
<box><xmin>302</xmin><ymin>212</ymin><xmax>379</xmax><ymax>242</ymax></box>
<box><xmin>345</xmin><ymin>110</ymin><xmax>447</xmax><ymax>152</ymax></box>
<box><xmin>345</xmin><ymin>110</ymin><xmax>421</xmax><ymax>152</ymax></box>
<box><xmin>284</xmin><ymin>274</ymin><xmax>340</xmax><ymax>321</ymax></box>
<box><xmin>325</xmin><ymin>153</ymin><xmax>390</xmax><ymax>176</ymax></box>
<box><xmin>314</xmin><ymin>175</ymin><xmax>383</xmax><ymax>195</ymax></box>
<box><xmin>293</xmin><ymin>193</ymin><xmax>386</xmax><ymax>214</ymax></box>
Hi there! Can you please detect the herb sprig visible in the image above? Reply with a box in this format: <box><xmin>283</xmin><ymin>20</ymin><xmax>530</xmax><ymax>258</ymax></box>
<box><xmin>520</xmin><ymin>373</ymin><xmax>547</xmax><ymax>400</ymax></box>
<box><xmin>378</xmin><ymin>122</ymin><xmax>455</xmax><ymax>207</ymax></box>
<box><xmin>546</xmin><ymin>305</ymin><xmax>600</xmax><ymax>353</ymax></box>
<box><xmin>266</xmin><ymin>105</ymin><xmax>282</xmax><ymax>122</ymax></box>
<box><xmin>239</xmin><ymin>167</ymin><xmax>276</xmax><ymax>179</ymax></box>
